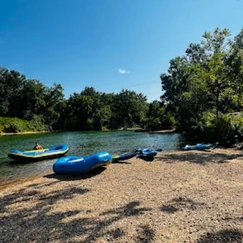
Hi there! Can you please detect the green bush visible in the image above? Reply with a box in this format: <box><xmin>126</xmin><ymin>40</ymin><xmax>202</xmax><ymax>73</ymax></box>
<box><xmin>0</xmin><ymin>116</ymin><xmax>48</xmax><ymax>133</ymax></box>
<box><xmin>27</xmin><ymin>115</ymin><xmax>48</xmax><ymax>131</ymax></box>
<box><xmin>214</xmin><ymin>114</ymin><xmax>235</xmax><ymax>145</ymax></box>
<box><xmin>227</xmin><ymin>113</ymin><xmax>243</xmax><ymax>142</ymax></box>
<box><xmin>161</xmin><ymin>112</ymin><xmax>176</xmax><ymax>129</ymax></box>
<box><xmin>3</xmin><ymin>123</ymin><xmax>20</xmax><ymax>133</ymax></box>
<box><xmin>192</xmin><ymin>112</ymin><xmax>243</xmax><ymax>145</ymax></box>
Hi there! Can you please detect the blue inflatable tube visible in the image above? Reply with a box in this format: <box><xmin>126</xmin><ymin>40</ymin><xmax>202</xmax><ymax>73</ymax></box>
<box><xmin>53</xmin><ymin>151</ymin><xmax>113</xmax><ymax>174</ymax></box>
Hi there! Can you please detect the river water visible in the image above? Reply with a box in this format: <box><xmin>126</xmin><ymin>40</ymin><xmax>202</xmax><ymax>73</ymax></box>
<box><xmin>0</xmin><ymin>131</ymin><xmax>187</xmax><ymax>189</ymax></box>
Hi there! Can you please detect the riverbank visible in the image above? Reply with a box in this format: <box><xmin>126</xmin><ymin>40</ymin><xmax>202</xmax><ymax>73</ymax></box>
<box><xmin>0</xmin><ymin>147</ymin><xmax>243</xmax><ymax>242</ymax></box>
<box><xmin>0</xmin><ymin>130</ymin><xmax>50</xmax><ymax>136</ymax></box>
<box><xmin>134</xmin><ymin>128</ymin><xmax>176</xmax><ymax>134</ymax></box>
<box><xmin>0</xmin><ymin>128</ymin><xmax>175</xmax><ymax>135</ymax></box>
<box><xmin>148</xmin><ymin>129</ymin><xmax>176</xmax><ymax>134</ymax></box>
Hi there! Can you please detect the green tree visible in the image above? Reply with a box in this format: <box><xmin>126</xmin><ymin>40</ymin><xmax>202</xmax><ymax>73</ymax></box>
<box><xmin>64</xmin><ymin>87</ymin><xmax>106</xmax><ymax>130</ymax></box>
<box><xmin>227</xmin><ymin>28</ymin><xmax>243</xmax><ymax>111</ymax></box>
<box><xmin>111</xmin><ymin>89</ymin><xmax>148</xmax><ymax>129</ymax></box>
<box><xmin>0</xmin><ymin>68</ymin><xmax>26</xmax><ymax>116</ymax></box>
<box><xmin>42</xmin><ymin>83</ymin><xmax>65</xmax><ymax>126</ymax></box>
<box><xmin>160</xmin><ymin>27</ymin><xmax>243</xmax><ymax>143</ymax></box>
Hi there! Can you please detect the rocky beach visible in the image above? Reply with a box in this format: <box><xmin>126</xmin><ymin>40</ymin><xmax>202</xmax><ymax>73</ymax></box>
<box><xmin>0</xmin><ymin>147</ymin><xmax>243</xmax><ymax>242</ymax></box>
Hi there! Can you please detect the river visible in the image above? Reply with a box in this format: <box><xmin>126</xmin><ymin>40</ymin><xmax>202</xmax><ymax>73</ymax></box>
<box><xmin>0</xmin><ymin>130</ymin><xmax>187</xmax><ymax>189</ymax></box>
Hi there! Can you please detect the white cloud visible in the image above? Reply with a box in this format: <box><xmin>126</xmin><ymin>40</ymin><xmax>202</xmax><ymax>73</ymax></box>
<box><xmin>12</xmin><ymin>63</ymin><xmax>19</xmax><ymax>67</ymax></box>
<box><xmin>118</xmin><ymin>68</ymin><xmax>130</xmax><ymax>74</ymax></box>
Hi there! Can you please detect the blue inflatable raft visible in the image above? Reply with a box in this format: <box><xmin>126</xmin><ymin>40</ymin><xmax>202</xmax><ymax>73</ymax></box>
<box><xmin>182</xmin><ymin>143</ymin><xmax>218</xmax><ymax>151</ymax></box>
<box><xmin>8</xmin><ymin>144</ymin><xmax>69</xmax><ymax>162</ymax></box>
<box><xmin>53</xmin><ymin>151</ymin><xmax>113</xmax><ymax>174</ymax></box>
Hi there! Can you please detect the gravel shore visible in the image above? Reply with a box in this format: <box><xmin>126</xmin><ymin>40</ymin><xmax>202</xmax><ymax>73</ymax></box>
<box><xmin>0</xmin><ymin>148</ymin><xmax>243</xmax><ymax>243</ymax></box>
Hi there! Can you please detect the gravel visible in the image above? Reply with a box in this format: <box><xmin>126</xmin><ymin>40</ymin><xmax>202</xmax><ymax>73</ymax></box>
<box><xmin>0</xmin><ymin>148</ymin><xmax>243</xmax><ymax>243</ymax></box>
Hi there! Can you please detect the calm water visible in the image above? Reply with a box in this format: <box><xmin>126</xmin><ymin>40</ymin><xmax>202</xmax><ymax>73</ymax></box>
<box><xmin>0</xmin><ymin>131</ymin><xmax>186</xmax><ymax>188</ymax></box>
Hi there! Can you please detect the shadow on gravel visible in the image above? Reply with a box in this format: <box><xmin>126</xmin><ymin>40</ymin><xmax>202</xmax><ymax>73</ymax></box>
<box><xmin>0</xmin><ymin>186</ymin><xmax>90</xmax><ymax>214</ymax></box>
<box><xmin>43</xmin><ymin>166</ymin><xmax>107</xmax><ymax>181</ymax></box>
<box><xmin>161</xmin><ymin>197</ymin><xmax>206</xmax><ymax>214</ymax></box>
<box><xmin>102</xmin><ymin>201</ymin><xmax>152</xmax><ymax>217</ymax></box>
<box><xmin>155</xmin><ymin>151</ymin><xmax>243</xmax><ymax>165</ymax></box>
<box><xmin>135</xmin><ymin>224</ymin><xmax>155</xmax><ymax>242</ymax></box>
<box><xmin>0</xmin><ymin>184</ymin><xmax>154</xmax><ymax>243</ymax></box>
<box><xmin>196</xmin><ymin>229</ymin><xmax>243</xmax><ymax>243</ymax></box>
<box><xmin>222</xmin><ymin>216</ymin><xmax>243</xmax><ymax>222</ymax></box>
<box><xmin>111</xmin><ymin>161</ymin><xmax>132</xmax><ymax>164</ymax></box>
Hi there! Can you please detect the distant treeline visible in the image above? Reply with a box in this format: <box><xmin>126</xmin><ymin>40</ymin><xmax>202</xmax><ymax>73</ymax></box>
<box><xmin>0</xmin><ymin>27</ymin><xmax>243</xmax><ymax>145</ymax></box>
<box><xmin>0</xmin><ymin>69</ymin><xmax>173</xmax><ymax>133</ymax></box>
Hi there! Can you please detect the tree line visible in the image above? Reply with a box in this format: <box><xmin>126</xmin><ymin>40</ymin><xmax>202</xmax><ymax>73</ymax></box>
<box><xmin>160</xmin><ymin>27</ymin><xmax>243</xmax><ymax>144</ymax></box>
<box><xmin>0</xmin><ymin>27</ymin><xmax>243</xmax><ymax>144</ymax></box>
<box><xmin>0</xmin><ymin>69</ymin><xmax>171</xmax><ymax>132</ymax></box>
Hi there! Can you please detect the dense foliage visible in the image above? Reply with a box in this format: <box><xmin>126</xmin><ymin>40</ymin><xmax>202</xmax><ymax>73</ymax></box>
<box><xmin>160</xmin><ymin>28</ymin><xmax>243</xmax><ymax>144</ymax></box>
<box><xmin>1</xmin><ymin>27</ymin><xmax>243</xmax><ymax>145</ymax></box>
<box><xmin>0</xmin><ymin>116</ymin><xmax>47</xmax><ymax>133</ymax></box>
<box><xmin>0</xmin><ymin>69</ymin><xmax>160</xmax><ymax>132</ymax></box>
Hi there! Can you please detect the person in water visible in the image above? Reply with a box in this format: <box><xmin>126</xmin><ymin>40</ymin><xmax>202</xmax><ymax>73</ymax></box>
<box><xmin>33</xmin><ymin>142</ymin><xmax>43</xmax><ymax>150</ymax></box>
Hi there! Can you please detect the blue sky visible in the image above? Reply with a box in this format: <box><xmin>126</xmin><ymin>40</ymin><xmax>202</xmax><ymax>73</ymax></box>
<box><xmin>0</xmin><ymin>0</ymin><xmax>243</xmax><ymax>102</ymax></box>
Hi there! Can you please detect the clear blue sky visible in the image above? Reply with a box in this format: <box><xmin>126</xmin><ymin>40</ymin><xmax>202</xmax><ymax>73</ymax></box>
<box><xmin>0</xmin><ymin>0</ymin><xmax>242</xmax><ymax>102</ymax></box>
